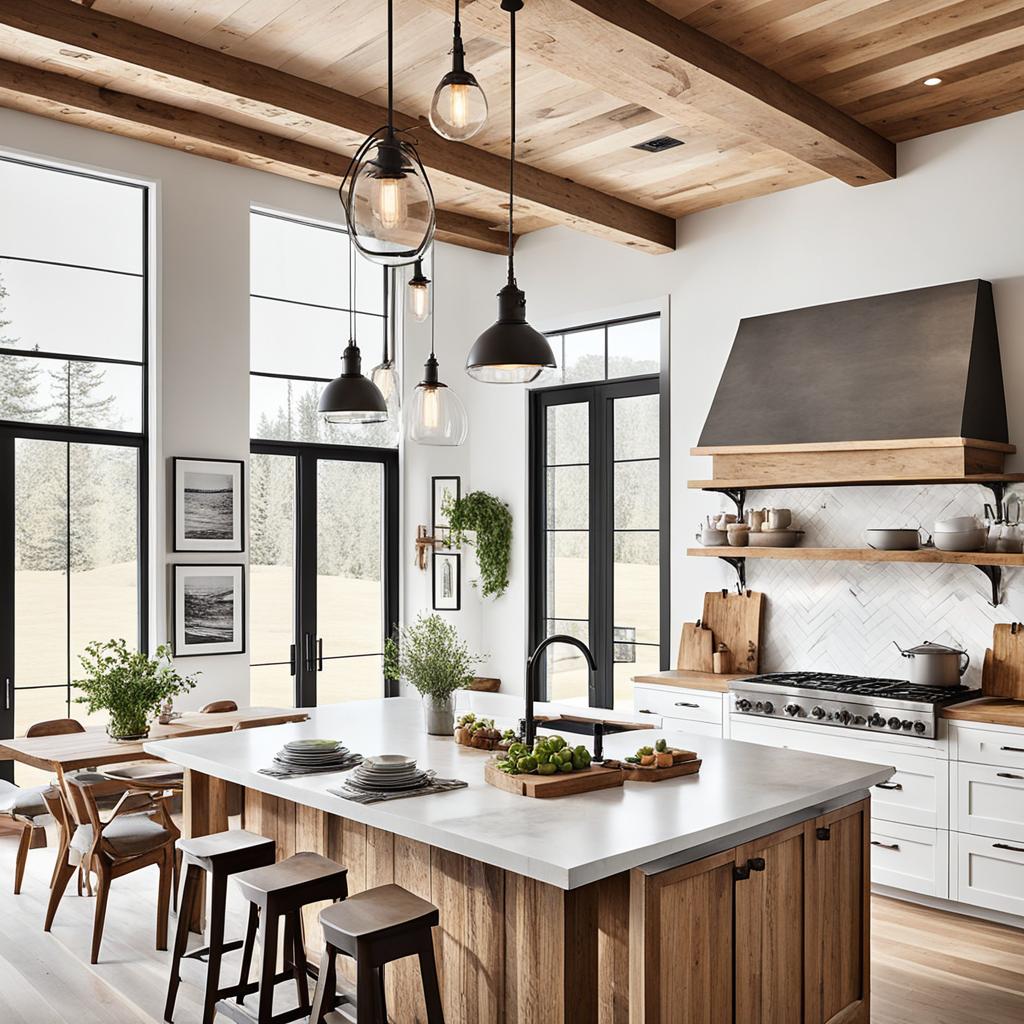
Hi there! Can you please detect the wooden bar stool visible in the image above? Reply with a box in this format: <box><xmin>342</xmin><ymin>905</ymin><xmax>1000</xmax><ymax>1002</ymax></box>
<box><xmin>216</xmin><ymin>852</ymin><xmax>349</xmax><ymax>1024</ymax></box>
<box><xmin>309</xmin><ymin>884</ymin><xmax>445</xmax><ymax>1024</ymax></box>
<box><xmin>165</xmin><ymin>829</ymin><xmax>277</xmax><ymax>1024</ymax></box>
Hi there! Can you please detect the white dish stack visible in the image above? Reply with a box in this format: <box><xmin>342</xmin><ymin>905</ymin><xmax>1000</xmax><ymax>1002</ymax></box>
<box><xmin>346</xmin><ymin>754</ymin><xmax>430</xmax><ymax>792</ymax></box>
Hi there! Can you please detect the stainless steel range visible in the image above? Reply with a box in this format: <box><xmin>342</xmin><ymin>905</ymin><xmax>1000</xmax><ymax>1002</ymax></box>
<box><xmin>729</xmin><ymin>671</ymin><xmax>981</xmax><ymax>740</ymax></box>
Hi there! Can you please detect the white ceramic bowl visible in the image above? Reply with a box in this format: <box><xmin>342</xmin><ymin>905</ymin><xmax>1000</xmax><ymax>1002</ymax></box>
<box><xmin>934</xmin><ymin>515</ymin><xmax>982</xmax><ymax>533</ymax></box>
<box><xmin>933</xmin><ymin>527</ymin><xmax>988</xmax><ymax>552</ymax></box>
<box><xmin>748</xmin><ymin>529</ymin><xmax>804</xmax><ymax>548</ymax></box>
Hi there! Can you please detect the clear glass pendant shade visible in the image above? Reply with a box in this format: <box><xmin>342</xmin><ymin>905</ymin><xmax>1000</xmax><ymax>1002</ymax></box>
<box><xmin>408</xmin><ymin>355</ymin><xmax>468</xmax><ymax>446</ymax></box>
<box><xmin>430</xmin><ymin>71</ymin><xmax>488</xmax><ymax>141</ymax></box>
<box><xmin>344</xmin><ymin>132</ymin><xmax>435</xmax><ymax>267</ymax></box>
<box><xmin>370</xmin><ymin>360</ymin><xmax>401</xmax><ymax>406</ymax></box>
<box><xmin>408</xmin><ymin>259</ymin><xmax>431</xmax><ymax>322</ymax></box>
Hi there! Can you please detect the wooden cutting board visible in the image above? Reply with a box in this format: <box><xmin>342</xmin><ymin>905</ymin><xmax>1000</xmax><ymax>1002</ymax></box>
<box><xmin>986</xmin><ymin>625</ymin><xmax>1024</xmax><ymax>699</ymax></box>
<box><xmin>484</xmin><ymin>760</ymin><xmax>624</xmax><ymax>798</ymax></box>
<box><xmin>701</xmin><ymin>590</ymin><xmax>765</xmax><ymax>674</ymax></box>
<box><xmin>677</xmin><ymin>622</ymin><xmax>714</xmax><ymax>672</ymax></box>
<box><xmin>605</xmin><ymin>756</ymin><xmax>702</xmax><ymax>782</ymax></box>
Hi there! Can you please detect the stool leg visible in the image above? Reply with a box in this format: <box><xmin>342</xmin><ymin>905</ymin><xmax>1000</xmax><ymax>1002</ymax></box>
<box><xmin>256</xmin><ymin>908</ymin><xmax>279</xmax><ymax>1024</ymax></box>
<box><xmin>236</xmin><ymin>903</ymin><xmax>259</xmax><ymax>1004</ymax></box>
<box><xmin>309</xmin><ymin>947</ymin><xmax>337</xmax><ymax>1024</ymax></box>
<box><xmin>289</xmin><ymin>911</ymin><xmax>310</xmax><ymax>1010</ymax></box>
<box><xmin>164</xmin><ymin>863</ymin><xmax>202</xmax><ymax>1022</ymax></box>
<box><xmin>377</xmin><ymin>964</ymin><xmax>388</xmax><ymax>1024</ymax></box>
<box><xmin>201</xmin><ymin>870</ymin><xmax>228</xmax><ymax>1024</ymax></box>
<box><xmin>418</xmin><ymin>936</ymin><xmax>445</xmax><ymax>1024</ymax></box>
<box><xmin>356</xmin><ymin>951</ymin><xmax>382</xmax><ymax>1024</ymax></box>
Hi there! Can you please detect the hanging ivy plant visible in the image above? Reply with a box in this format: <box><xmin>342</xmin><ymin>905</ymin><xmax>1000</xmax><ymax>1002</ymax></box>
<box><xmin>443</xmin><ymin>490</ymin><xmax>512</xmax><ymax>599</ymax></box>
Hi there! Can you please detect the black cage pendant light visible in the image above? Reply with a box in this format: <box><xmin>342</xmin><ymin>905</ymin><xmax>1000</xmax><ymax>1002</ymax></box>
<box><xmin>319</xmin><ymin>230</ymin><xmax>389</xmax><ymax>424</ymax></box>
<box><xmin>430</xmin><ymin>0</ymin><xmax>488</xmax><ymax>141</ymax></box>
<box><xmin>340</xmin><ymin>0</ymin><xmax>436</xmax><ymax>267</ymax></box>
<box><xmin>465</xmin><ymin>0</ymin><xmax>556</xmax><ymax>384</ymax></box>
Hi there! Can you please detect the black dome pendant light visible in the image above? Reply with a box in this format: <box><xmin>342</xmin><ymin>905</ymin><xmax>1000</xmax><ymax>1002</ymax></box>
<box><xmin>465</xmin><ymin>0</ymin><xmax>556</xmax><ymax>384</ymax></box>
<box><xmin>319</xmin><ymin>227</ymin><xmax>388</xmax><ymax>424</ymax></box>
<box><xmin>340</xmin><ymin>0</ymin><xmax>436</xmax><ymax>267</ymax></box>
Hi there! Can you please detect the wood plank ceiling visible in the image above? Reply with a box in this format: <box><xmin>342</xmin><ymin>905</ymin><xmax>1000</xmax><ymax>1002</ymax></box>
<box><xmin>0</xmin><ymin>0</ymin><xmax>1020</xmax><ymax>254</ymax></box>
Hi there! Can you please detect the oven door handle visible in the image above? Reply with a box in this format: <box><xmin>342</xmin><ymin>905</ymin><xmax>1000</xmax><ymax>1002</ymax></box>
<box><xmin>875</xmin><ymin>781</ymin><xmax>903</xmax><ymax>791</ymax></box>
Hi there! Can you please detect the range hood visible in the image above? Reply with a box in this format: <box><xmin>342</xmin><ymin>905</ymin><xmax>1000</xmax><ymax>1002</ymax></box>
<box><xmin>694</xmin><ymin>280</ymin><xmax>1012</xmax><ymax>485</ymax></box>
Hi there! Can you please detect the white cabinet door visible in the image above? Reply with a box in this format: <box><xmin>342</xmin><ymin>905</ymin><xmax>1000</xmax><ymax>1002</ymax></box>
<box><xmin>658</xmin><ymin>718</ymin><xmax>722</xmax><ymax>739</ymax></box>
<box><xmin>952</xmin><ymin>832</ymin><xmax>1024</xmax><ymax>917</ymax></box>
<box><xmin>952</xmin><ymin>725</ymin><xmax>1024</xmax><ymax>771</ymax></box>
<box><xmin>870</xmin><ymin>821</ymin><xmax>948</xmax><ymax>897</ymax></box>
<box><xmin>952</xmin><ymin>761</ymin><xmax>1024</xmax><ymax>843</ymax></box>
<box><xmin>632</xmin><ymin>685</ymin><xmax>723</xmax><ymax>725</ymax></box>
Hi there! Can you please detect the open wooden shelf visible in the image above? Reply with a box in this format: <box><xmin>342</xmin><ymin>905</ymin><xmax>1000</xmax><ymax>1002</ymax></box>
<box><xmin>688</xmin><ymin>474</ymin><xmax>1024</xmax><ymax>491</ymax></box>
<box><xmin>687</xmin><ymin>546</ymin><xmax>1024</xmax><ymax>566</ymax></box>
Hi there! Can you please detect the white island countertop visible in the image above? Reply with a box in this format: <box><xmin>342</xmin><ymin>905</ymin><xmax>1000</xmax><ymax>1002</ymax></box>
<box><xmin>146</xmin><ymin>697</ymin><xmax>894</xmax><ymax>889</ymax></box>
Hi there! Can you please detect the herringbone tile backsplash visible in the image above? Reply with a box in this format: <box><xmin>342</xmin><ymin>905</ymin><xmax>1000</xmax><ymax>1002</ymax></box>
<box><xmin>717</xmin><ymin>484</ymin><xmax>1024</xmax><ymax>689</ymax></box>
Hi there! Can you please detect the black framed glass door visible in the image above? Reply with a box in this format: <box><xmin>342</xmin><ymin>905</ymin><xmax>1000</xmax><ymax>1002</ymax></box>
<box><xmin>250</xmin><ymin>440</ymin><xmax>398</xmax><ymax>708</ymax></box>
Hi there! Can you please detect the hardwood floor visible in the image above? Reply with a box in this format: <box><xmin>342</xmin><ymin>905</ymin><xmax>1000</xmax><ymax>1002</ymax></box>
<box><xmin>0</xmin><ymin>830</ymin><xmax>1022</xmax><ymax>1023</ymax></box>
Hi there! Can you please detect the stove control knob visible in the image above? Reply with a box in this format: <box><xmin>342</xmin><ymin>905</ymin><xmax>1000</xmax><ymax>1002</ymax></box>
<box><xmin>811</xmin><ymin>706</ymin><xmax>825</xmax><ymax>720</ymax></box>
<box><xmin>763</xmin><ymin>702</ymin><xmax>774</xmax><ymax>715</ymax></box>
<box><xmin>869</xmin><ymin>714</ymin><xmax>885</xmax><ymax>728</ymax></box>
<box><xmin>838</xmin><ymin>710</ymin><xmax>852</xmax><ymax>725</ymax></box>
<box><xmin>853</xmin><ymin>715</ymin><xmax>866</xmax><ymax>726</ymax></box>
<box><xmin>785</xmin><ymin>704</ymin><xmax>801</xmax><ymax>717</ymax></box>
<box><xmin>914</xmin><ymin>721</ymin><xmax>926</xmax><ymax>734</ymax></box>
<box><xmin>736</xmin><ymin>698</ymin><xmax>752</xmax><ymax>712</ymax></box>
<box><xmin>901</xmin><ymin>720</ymin><xmax>914</xmax><ymax>731</ymax></box>
<box><xmin>888</xmin><ymin>717</ymin><xmax>902</xmax><ymax>730</ymax></box>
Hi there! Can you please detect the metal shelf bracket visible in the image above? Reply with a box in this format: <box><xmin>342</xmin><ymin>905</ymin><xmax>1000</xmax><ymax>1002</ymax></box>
<box><xmin>976</xmin><ymin>564</ymin><xmax>1002</xmax><ymax>607</ymax></box>
<box><xmin>719</xmin><ymin>556</ymin><xmax>747</xmax><ymax>593</ymax></box>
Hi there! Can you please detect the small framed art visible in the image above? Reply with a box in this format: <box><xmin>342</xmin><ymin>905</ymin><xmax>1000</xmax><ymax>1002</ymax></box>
<box><xmin>173</xmin><ymin>457</ymin><xmax>245</xmax><ymax>552</ymax></box>
<box><xmin>173</xmin><ymin>563</ymin><xmax>246</xmax><ymax>656</ymax></box>
<box><xmin>431</xmin><ymin>475</ymin><xmax>460</xmax><ymax>546</ymax></box>
<box><xmin>432</xmin><ymin>552</ymin><xmax>461</xmax><ymax>611</ymax></box>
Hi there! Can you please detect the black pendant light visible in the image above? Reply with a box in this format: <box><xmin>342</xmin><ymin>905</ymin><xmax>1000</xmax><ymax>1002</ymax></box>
<box><xmin>319</xmin><ymin>229</ymin><xmax>388</xmax><ymax>424</ymax></box>
<box><xmin>465</xmin><ymin>0</ymin><xmax>556</xmax><ymax>384</ymax></box>
<box><xmin>340</xmin><ymin>0</ymin><xmax>436</xmax><ymax>267</ymax></box>
<box><xmin>429</xmin><ymin>0</ymin><xmax>488</xmax><ymax>141</ymax></box>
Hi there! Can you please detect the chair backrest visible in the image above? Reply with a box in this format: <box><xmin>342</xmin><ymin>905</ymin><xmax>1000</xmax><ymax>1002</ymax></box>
<box><xmin>199</xmin><ymin>699</ymin><xmax>238</xmax><ymax>714</ymax></box>
<box><xmin>26</xmin><ymin>718</ymin><xmax>86</xmax><ymax>738</ymax></box>
<box><xmin>233</xmin><ymin>714</ymin><xmax>296</xmax><ymax>730</ymax></box>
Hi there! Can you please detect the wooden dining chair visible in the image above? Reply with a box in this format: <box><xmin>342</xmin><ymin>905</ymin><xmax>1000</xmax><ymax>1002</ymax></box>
<box><xmin>199</xmin><ymin>699</ymin><xmax>239</xmax><ymax>713</ymax></box>
<box><xmin>25</xmin><ymin>717</ymin><xmax>87</xmax><ymax>738</ymax></box>
<box><xmin>46</xmin><ymin>775</ymin><xmax>178</xmax><ymax>963</ymax></box>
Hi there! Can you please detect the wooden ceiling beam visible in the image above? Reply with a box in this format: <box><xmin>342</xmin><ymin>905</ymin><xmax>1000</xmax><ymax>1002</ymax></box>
<box><xmin>0</xmin><ymin>58</ymin><xmax>511</xmax><ymax>255</ymax></box>
<box><xmin>426</xmin><ymin>0</ymin><xmax>896</xmax><ymax>186</ymax></box>
<box><xmin>0</xmin><ymin>0</ymin><xmax>675</xmax><ymax>253</ymax></box>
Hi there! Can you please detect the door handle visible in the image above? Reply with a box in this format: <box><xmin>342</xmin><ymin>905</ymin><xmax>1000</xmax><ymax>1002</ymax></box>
<box><xmin>1000</xmin><ymin>746</ymin><xmax>1024</xmax><ymax>753</ymax></box>
<box><xmin>734</xmin><ymin>865</ymin><xmax>750</xmax><ymax>881</ymax></box>
<box><xmin>747</xmin><ymin>857</ymin><xmax>766</xmax><ymax>872</ymax></box>
<box><xmin>304</xmin><ymin>633</ymin><xmax>315</xmax><ymax>673</ymax></box>
<box><xmin>994</xmin><ymin>842</ymin><xmax>1024</xmax><ymax>853</ymax></box>
<box><xmin>289</xmin><ymin>644</ymin><xmax>297</xmax><ymax>676</ymax></box>
<box><xmin>317</xmin><ymin>637</ymin><xmax>324</xmax><ymax>672</ymax></box>
<box><xmin>871</xmin><ymin>840</ymin><xmax>900</xmax><ymax>851</ymax></box>
<box><xmin>876</xmin><ymin>781</ymin><xmax>903</xmax><ymax>791</ymax></box>
<box><xmin>997</xmin><ymin>772</ymin><xmax>1024</xmax><ymax>780</ymax></box>
<box><xmin>674</xmin><ymin>701</ymin><xmax>700</xmax><ymax>708</ymax></box>
<box><xmin>816</xmin><ymin>826</ymin><xmax>831</xmax><ymax>841</ymax></box>
<box><xmin>3</xmin><ymin>678</ymin><xmax>10</xmax><ymax>711</ymax></box>
<box><xmin>637</xmin><ymin>708</ymin><xmax>654</xmax><ymax>714</ymax></box>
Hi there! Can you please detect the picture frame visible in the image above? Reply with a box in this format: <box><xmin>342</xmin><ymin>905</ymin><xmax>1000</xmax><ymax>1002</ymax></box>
<box><xmin>173</xmin><ymin>457</ymin><xmax>245</xmax><ymax>552</ymax></box>
<box><xmin>173</xmin><ymin>563</ymin><xmax>246</xmax><ymax>656</ymax></box>
<box><xmin>432</xmin><ymin>552</ymin><xmax>461</xmax><ymax>612</ymax></box>
<box><xmin>431</xmin><ymin>475</ymin><xmax>460</xmax><ymax>546</ymax></box>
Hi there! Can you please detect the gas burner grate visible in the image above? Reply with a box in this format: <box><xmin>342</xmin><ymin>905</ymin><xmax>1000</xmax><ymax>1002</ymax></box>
<box><xmin>741</xmin><ymin>671</ymin><xmax>976</xmax><ymax>707</ymax></box>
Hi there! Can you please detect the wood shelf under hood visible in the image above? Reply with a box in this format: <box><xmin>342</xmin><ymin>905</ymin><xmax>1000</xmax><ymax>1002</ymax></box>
<box><xmin>687</xmin><ymin>546</ymin><xmax>1024</xmax><ymax>567</ymax></box>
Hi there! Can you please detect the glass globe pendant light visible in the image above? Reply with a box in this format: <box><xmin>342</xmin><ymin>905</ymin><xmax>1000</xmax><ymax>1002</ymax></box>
<box><xmin>371</xmin><ymin>267</ymin><xmax>401</xmax><ymax>409</ymax></box>
<box><xmin>408</xmin><ymin>257</ymin><xmax>431</xmax><ymax>322</ymax></box>
<box><xmin>409</xmin><ymin>282</ymin><xmax>468</xmax><ymax>446</ymax></box>
<box><xmin>465</xmin><ymin>0</ymin><xmax>556</xmax><ymax>384</ymax></box>
<box><xmin>429</xmin><ymin>0</ymin><xmax>488</xmax><ymax>141</ymax></box>
<box><xmin>319</xmin><ymin>229</ymin><xmax>388</xmax><ymax>424</ymax></box>
<box><xmin>340</xmin><ymin>0</ymin><xmax>435</xmax><ymax>267</ymax></box>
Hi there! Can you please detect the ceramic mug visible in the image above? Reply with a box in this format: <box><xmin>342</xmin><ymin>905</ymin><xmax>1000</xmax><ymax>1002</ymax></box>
<box><xmin>714</xmin><ymin>513</ymin><xmax>737</xmax><ymax>530</ymax></box>
<box><xmin>768</xmin><ymin>507</ymin><xmax>792</xmax><ymax>530</ymax></box>
<box><xmin>726</xmin><ymin>524</ymin><xmax>750</xmax><ymax>547</ymax></box>
<box><xmin>748</xmin><ymin>509</ymin><xmax>766</xmax><ymax>533</ymax></box>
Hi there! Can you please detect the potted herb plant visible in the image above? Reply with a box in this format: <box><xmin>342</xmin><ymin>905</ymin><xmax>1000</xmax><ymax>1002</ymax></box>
<box><xmin>383</xmin><ymin>614</ymin><xmax>483</xmax><ymax>735</ymax></box>
<box><xmin>74</xmin><ymin>639</ymin><xmax>199</xmax><ymax>740</ymax></box>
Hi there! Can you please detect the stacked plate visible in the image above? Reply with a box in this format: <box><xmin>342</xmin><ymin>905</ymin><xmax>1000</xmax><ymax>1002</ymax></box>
<box><xmin>270</xmin><ymin>738</ymin><xmax>354</xmax><ymax>773</ymax></box>
<box><xmin>345</xmin><ymin>754</ymin><xmax>429</xmax><ymax>792</ymax></box>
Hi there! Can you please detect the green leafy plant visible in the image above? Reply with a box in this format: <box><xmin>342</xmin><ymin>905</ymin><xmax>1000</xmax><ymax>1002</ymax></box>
<box><xmin>383</xmin><ymin>614</ymin><xmax>482</xmax><ymax>704</ymax></box>
<box><xmin>443</xmin><ymin>490</ymin><xmax>512</xmax><ymax>599</ymax></box>
<box><xmin>74</xmin><ymin>639</ymin><xmax>199</xmax><ymax>739</ymax></box>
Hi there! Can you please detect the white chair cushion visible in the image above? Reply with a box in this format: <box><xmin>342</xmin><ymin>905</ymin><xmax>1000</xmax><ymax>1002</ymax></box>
<box><xmin>69</xmin><ymin>813</ymin><xmax>173</xmax><ymax>865</ymax></box>
<box><xmin>0</xmin><ymin>779</ymin><xmax>50</xmax><ymax>821</ymax></box>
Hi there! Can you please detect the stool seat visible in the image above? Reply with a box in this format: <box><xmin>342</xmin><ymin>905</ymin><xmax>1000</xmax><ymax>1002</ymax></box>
<box><xmin>177</xmin><ymin>828</ymin><xmax>275</xmax><ymax>870</ymax></box>
<box><xmin>320</xmin><ymin>883</ymin><xmax>439</xmax><ymax>941</ymax></box>
<box><xmin>233</xmin><ymin>851</ymin><xmax>347</xmax><ymax>904</ymax></box>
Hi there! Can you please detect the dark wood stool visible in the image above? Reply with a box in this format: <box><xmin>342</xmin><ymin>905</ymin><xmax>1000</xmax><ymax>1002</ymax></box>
<box><xmin>217</xmin><ymin>852</ymin><xmax>349</xmax><ymax>1024</ymax></box>
<box><xmin>165</xmin><ymin>829</ymin><xmax>277</xmax><ymax>1024</ymax></box>
<box><xmin>309</xmin><ymin>883</ymin><xmax>445</xmax><ymax>1024</ymax></box>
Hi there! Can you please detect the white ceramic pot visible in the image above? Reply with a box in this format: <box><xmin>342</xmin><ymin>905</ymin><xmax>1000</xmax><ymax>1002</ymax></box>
<box><xmin>423</xmin><ymin>695</ymin><xmax>454</xmax><ymax>736</ymax></box>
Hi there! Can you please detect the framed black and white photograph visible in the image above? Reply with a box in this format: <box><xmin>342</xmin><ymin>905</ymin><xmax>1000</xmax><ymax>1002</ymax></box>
<box><xmin>432</xmin><ymin>552</ymin><xmax>461</xmax><ymax>611</ymax></box>
<box><xmin>173</xmin><ymin>564</ymin><xmax>245</xmax><ymax>656</ymax></box>
<box><xmin>173</xmin><ymin>457</ymin><xmax>245</xmax><ymax>552</ymax></box>
<box><xmin>431</xmin><ymin>475</ymin><xmax>460</xmax><ymax>546</ymax></box>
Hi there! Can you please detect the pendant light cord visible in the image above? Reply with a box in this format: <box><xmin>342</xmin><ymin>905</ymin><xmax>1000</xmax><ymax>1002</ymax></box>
<box><xmin>507</xmin><ymin>2</ymin><xmax>516</xmax><ymax>285</ymax></box>
<box><xmin>430</xmin><ymin>249</ymin><xmax>436</xmax><ymax>359</ymax></box>
<box><xmin>387</xmin><ymin>0</ymin><xmax>394</xmax><ymax>131</ymax></box>
<box><xmin>349</xmin><ymin>228</ymin><xmax>356</xmax><ymax>341</ymax></box>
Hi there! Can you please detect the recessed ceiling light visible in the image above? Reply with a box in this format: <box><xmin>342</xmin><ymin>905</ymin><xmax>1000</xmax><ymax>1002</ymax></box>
<box><xmin>923</xmin><ymin>77</ymin><xmax>943</xmax><ymax>86</ymax></box>
<box><xmin>632</xmin><ymin>135</ymin><xmax>685</xmax><ymax>153</ymax></box>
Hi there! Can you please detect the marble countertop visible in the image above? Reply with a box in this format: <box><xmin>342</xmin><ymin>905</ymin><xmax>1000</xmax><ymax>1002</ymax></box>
<box><xmin>145</xmin><ymin>697</ymin><xmax>894</xmax><ymax>889</ymax></box>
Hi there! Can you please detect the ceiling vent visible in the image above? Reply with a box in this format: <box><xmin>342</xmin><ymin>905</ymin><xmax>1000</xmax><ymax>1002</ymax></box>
<box><xmin>632</xmin><ymin>135</ymin><xmax>684</xmax><ymax>153</ymax></box>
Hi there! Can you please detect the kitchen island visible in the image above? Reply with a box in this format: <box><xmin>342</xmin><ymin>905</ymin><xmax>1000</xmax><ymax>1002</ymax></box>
<box><xmin>147</xmin><ymin>697</ymin><xmax>894</xmax><ymax>1024</ymax></box>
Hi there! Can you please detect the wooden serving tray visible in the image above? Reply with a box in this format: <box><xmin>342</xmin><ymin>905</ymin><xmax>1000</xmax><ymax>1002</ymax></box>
<box><xmin>607</xmin><ymin>758</ymin><xmax>702</xmax><ymax>782</ymax></box>
<box><xmin>483</xmin><ymin>760</ymin><xmax>624</xmax><ymax>798</ymax></box>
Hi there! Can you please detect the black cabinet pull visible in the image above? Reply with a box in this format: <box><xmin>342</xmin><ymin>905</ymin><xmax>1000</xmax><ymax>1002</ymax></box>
<box><xmin>317</xmin><ymin>637</ymin><xmax>324</xmax><ymax>671</ymax></box>
<box><xmin>1000</xmin><ymin>746</ymin><xmax>1024</xmax><ymax>753</ymax></box>
<box><xmin>876</xmin><ymin>782</ymin><xmax>903</xmax><ymax>791</ymax></box>
<box><xmin>994</xmin><ymin>842</ymin><xmax>1024</xmax><ymax>853</ymax></box>
<box><xmin>748</xmin><ymin>857</ymin><xmax>766</xmax><ymax>872</ymax></box>
<box><xmin>816</xmin><ymin>826</ymin><xmax>831</xmax><ymax>841</ymax></box>
<box><xmin>674</xmin><ymin>701</ymin><xmax>700</xmax><ymax>708</ymax></box>
<box><xmin>289</xmin><ymin>644</ymin><xmax>297</xmax><ymax>676</ymax></box>
<box><xmin>871</xmin><ymin>840</ymin><xmax>900</xmax><ymax>851</ymax></box>
<box><xmin>997</xmin><ymin>772</ymin><xmax>1024</xmax><ymax>780</ymax></box>
<box><xmin>734</xmin><ymin>865</ymin><xmax>750</xmax><ymax>881</ymax></box>
<box><xmin>637</xmin><ymin>708</ymin><xmax>653</xmax><ymax>714</ymax></box>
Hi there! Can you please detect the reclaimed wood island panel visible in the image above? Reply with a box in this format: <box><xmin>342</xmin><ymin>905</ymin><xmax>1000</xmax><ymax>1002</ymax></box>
<box><xmin>147</xmin><ymin>699</ymin><xmax>892</xmax><ymax>1024</ymax></box>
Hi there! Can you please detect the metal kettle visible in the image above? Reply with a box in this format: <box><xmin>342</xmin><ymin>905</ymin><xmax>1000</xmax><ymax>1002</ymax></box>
<box><xmin>893</xmin><ymin>640</ymin><xmax>970</xmax><ymax>688</ymax></box>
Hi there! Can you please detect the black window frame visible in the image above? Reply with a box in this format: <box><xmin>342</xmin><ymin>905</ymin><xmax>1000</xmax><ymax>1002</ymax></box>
<box><xmin>528</xmin><ymin>313</ymin><xmax>669</xmax><ymax>708</ymax></box>
<box><xmin>0</xmin><ymin>157</ymin><xmax>149</xmax><ymax>780</ymax></box>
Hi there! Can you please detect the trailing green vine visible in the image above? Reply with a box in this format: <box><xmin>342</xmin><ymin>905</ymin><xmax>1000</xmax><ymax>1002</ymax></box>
<box><xmin>443</xmin><ymin>490</ymin><xmax>512</xmax><ymax>599</ymax></box>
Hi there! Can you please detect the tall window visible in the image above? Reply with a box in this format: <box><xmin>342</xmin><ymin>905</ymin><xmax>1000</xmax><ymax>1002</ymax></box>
<box><xmin>0</xmin><ymin>157</ymin><xmax>148</xmax><ymax>783</ymax></box>
<box><xmin>529</xmin><ymin>314</ymin><xmax>666</xmax><ymax>709</ymax></box>
<box><xmin>249</xmin><ymin>210</ymin><xmax>398</xmax><ymax>709</ymax></box>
